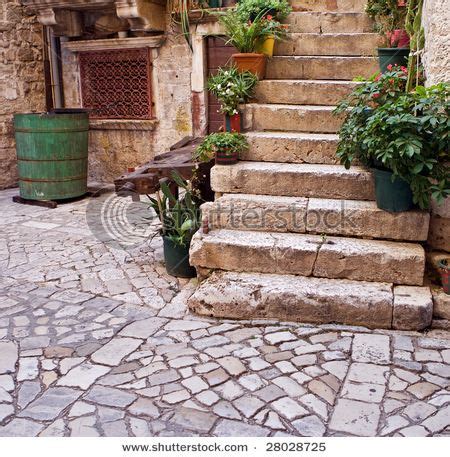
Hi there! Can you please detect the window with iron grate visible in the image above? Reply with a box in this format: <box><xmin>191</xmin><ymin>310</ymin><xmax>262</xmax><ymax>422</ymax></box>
<box><xmin>79</xmin><ymin>48</ymin><xmax>152</xmax><ymax>120</ymax></box>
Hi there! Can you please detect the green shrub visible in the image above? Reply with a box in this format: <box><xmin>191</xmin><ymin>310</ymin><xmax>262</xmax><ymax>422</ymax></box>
<box><xmin>335</xmin><ymin>76</ymin><xmax>450</xmax><ymax>209</ymax></box>
<box><xmin>194</xmin><ymin>132</ymin><xmax>249</xmax><ymax>162</ymax></box>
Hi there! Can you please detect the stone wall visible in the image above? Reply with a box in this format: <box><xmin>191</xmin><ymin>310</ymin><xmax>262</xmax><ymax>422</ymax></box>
<box><xmin>0</xmin><ymin>1</ymin><xmax>46</xmax><ymax>189</ymax></box>
<box><xmin>61</xmin><ymin>20</ymin><xmax>193</xmax><ymax>183</ymax></box>
<box><xmin>422</xmin><ymin>0</ymin><xmax>450</xmax><ymax>252</ymax></box>
<box><xmin>422</xmin><ymin>0</ymin><xmax>450</xmax><ymax>85</ymax></box>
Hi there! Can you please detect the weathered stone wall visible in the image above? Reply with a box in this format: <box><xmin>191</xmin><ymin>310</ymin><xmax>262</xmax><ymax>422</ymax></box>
<box><xmin>0</xmin><ymin>1</ymin><xmax>46</xmax><ymax>189</ymax></box>
<box><xmin>61</xmin><ymin>19</ymin><xmax>193</xmax><ymax>183</ymax></box>
<box><xmin>422</xmin><ymin>0</ymin><xmax>450</xmax><ymax>252</ymax></box>
<box><xmin>422</xmin><ymin>0</ymin><xmax>450</xmax><ymax>85</ymax></box>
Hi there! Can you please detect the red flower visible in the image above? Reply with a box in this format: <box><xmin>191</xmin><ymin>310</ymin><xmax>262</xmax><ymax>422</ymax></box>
<box><xmin>401</xmin><ymin>66</ymin><xmax>408</xmax><ymax>73</ymax></box>
<box><xmin>266</xmin><ymin>14</ymin><xmax>273</xmax><ymax>20</ymax></box>
<box><xmin>372</xmin><ymin>92</ymin><xmax>381</xmax><ymax>99</ymax></box>
<box><xmin>389</xmin><ymin>78</ymin><xmax>395</xmax><ymax>84</ymax></box>
<box><xmin>375</xmin><ymin>73</ymin><xmax>381</xmax><ymax>81</ymax></box>
<box><xmin>387</xmin><ymin>64</ymin><xmax>393</xmax><ymax>71</ymax></box>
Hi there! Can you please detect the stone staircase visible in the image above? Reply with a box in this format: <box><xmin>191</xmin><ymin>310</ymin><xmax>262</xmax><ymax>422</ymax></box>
<box><xmin>188</xmin><ymin>0</ymin><xmax>433</xmax><ymax>330</ymax></box>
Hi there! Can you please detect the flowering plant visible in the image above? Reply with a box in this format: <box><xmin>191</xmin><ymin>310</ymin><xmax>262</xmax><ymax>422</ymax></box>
<box><xmin>207</xmin><ymin>66</ymin><xmax>258</xmax><ymax>115</ymax></box>
<box><xmin>260</xmin><ymin>15</ymin><xmax>289</xmax><ymax>39</ymax></box>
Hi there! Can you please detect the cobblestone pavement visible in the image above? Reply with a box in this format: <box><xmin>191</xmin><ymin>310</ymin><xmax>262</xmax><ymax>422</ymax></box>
<box><xmin>0</xmin><ymin>188</ymin><xmax>449</xmax><ymax>437</ymax></box>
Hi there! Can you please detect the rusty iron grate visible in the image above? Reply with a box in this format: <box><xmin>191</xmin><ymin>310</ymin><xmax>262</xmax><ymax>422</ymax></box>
<box><xmin>79</xmin><ymin>48</ymin><xmax>152</xmax><ymax>120</ymax></box>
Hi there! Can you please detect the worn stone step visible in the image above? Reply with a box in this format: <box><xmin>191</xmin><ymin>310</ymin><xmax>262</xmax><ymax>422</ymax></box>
<box><xmin>211</xmin><ymin>162</ymin><xmax>375</xmax><ymax>200</ymax></box>
<box><xmin>266</xmin><ymin>56</ymin><xmax>378</xmax><ymax>80</ymax></box>
<box><xmin>243</xmin><ymin>104</ymin><xmax>342</xmax><ymax>133</ymax></box>
<box><xmin>276</xmin><ymin>33</ymin><xmax>382</xmax><ymax>56</ymax></box>
<box><xmin>243</xmin><ymin>131</ymin><xmax>339</xmax><ymax>164</ymax></box>
<box><xmin>291</xmin><ymin>0</ymin><xmax>367</xmax><ymax>13</ymax></box>
<box><xmin>254</xmin><ymin>80</ymin><xmax>357</xmax><ymax>105</ymax></box>
<box><xmin>190</xmin><ymin>229</ymin><xmax>425</xmax><ymax>285</ymax></box>
<box><xmin>188</xmin><ymin>271</ymin><xmax>433</xmax><ymax>330</ymax></box>
<box><xmin>285</xmin><ymin>12</ymin><xmax>373</xmax><ymax>33</ymax></box>
<box><xmin>204</xmin><ymin>194</ymin><xmax>430</xmax><ymax>242</ymax></box>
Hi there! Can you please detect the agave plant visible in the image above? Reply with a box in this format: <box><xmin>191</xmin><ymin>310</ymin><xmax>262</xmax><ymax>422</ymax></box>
<box><xmin>149</xmin><ymin>171</ymin><xmax>201</xmax><ymax>246</ymax></box>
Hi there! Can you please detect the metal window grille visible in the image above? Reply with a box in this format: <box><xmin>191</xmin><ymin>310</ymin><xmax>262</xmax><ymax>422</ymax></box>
<box><xmin>79</xmin><ymin>48</ymin><xmax>152</xmax><ymax>120</ymax></box>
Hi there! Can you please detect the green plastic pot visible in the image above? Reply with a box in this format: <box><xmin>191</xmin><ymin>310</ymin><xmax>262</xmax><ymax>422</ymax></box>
<box><xmin>377</xmin><ymin>48</ymin><xmax>410</xmax><ymax>73</ymax></box>
<box><xmin>372</xmin><ymin>168</ymin><xmax>415</xmax><ymax>212</ymax></box>
<box><xmin>163</xmin><ymin>236</ymin><xmax>196</xmax><ymax>278</ymax></box>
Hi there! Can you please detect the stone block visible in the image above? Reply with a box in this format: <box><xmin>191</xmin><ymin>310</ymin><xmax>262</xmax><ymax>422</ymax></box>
<box><xmin>393</xmin><ymin>286</ymin><xmax>433</xmax><ymax>330</ymax></box>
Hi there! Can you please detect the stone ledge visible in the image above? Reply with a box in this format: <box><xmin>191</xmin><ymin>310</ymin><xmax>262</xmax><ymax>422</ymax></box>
<box><xmin>63</xmin><ymin>35</ymin><xmax>165</xmax><ymax>52</ymax></box>
<box><xmin>89</xmin><ymin>119</ymin><xmax>158</xmax><ymax>131</ymax></box>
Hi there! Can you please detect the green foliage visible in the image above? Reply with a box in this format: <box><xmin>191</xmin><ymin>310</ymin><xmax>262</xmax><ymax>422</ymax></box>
<box><xmin>216</xmin><ymin>9</ymin><xmax>271</xmax><ymax>53</ymax></box>
<box><xmin>335</xmin><ymin>79</ymin><xmax>450</xmax><ymax>209</ymax></box>
<box><xmin>194</xmin><ymin>132</ymin><xmax>249</xmax><ymax>162</ymax></box>
<box><xmin>405</xmin><ymin>0</ymin><xmax>425</xmax><ymax>92</ymax></box>
<box><xmin>366</xmin><ymin>0</ymin><xmax>407</xmax><ymax>38</ymax></box>
<box><xmin>207</xmin><ymin>67</ymin><xmax>258</xmax><ymax>115</ymax></box>
<box><xmin>236</xmin><ymin>0</ymin><xmax>292</xmax><ymax>21</ymax></box>
<box><xmin>149</xmin><ymin>172</ymin><xmax>201</xmax><ymax>247</ymax></box>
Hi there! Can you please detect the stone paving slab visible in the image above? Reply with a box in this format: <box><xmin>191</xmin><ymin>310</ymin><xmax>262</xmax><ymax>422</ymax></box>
<box><xmin>0</xmin><ymin>188</ymin><xmax>449</xmax><ymax>437</ymax></box>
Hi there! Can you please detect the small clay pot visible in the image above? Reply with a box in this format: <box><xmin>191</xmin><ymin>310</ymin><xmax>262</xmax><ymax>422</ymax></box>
<box><xmin>232</xmin><ymin>53</ymin><xmax>266</xmax><ymax>79</ymax></box>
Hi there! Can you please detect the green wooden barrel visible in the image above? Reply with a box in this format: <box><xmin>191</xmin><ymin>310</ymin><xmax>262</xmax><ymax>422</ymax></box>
<box><xmin>14</xmin><ymin>112</ymin><xmax>89</xmax><ymax>201</ymax></box>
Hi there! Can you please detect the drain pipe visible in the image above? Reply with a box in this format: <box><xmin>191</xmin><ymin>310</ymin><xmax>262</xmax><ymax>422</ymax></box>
<box><xmin>47</xmin><ymin>27</ymin><xmax>63</xmax><ymax>109</ymax></box>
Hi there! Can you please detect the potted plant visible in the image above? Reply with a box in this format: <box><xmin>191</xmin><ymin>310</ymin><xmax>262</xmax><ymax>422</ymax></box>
<box><xmin>366</xmin><ymin>0</ymin><xmax>410</xmax><ymax>72</ymax></box>
<box><xmin>207</xmin><ymin>66</ymin><xmax>258</xmax><ymax>132</ymax></box>
<box><xmin>256</xmin><ymin>15</ymin><xmax>289</xmax><ymax>57</ymax></box>
<box><xmin>216</xmin><ymin>9</ymin><xmax>271</xmax><ymax>78</ymax></box>
<box><xmin>236</xmin><ymin>0</ymin><xmax>292</xmax><ymax>22</ymax></box>
<box><xmin>195</xmin><ymin>132</ymin><xmax>248</xmax><ymax>165</ymax></box>
<box><xmin>149</xmin><ymin>172</ymin><xmax>201</xmax><ymax>278</ymax></box>
<box><xmin>335</xmin><ymin>68</ymin><xmax>449</xmax><ymax>212</ymax></box>
<box><xmin>439</xmin><ymin>259</ymin><xmax>450</xmax><ymax>295</ymax></box>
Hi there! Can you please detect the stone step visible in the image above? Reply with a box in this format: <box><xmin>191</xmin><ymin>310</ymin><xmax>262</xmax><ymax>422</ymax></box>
<box><xmin>204</xmin><ymin>194</ymin><xmax>430</xmax><ymax>242</ymax></box>
<box><xmin>276</xmin><ymin>33</ymin><xmax>382</xmax><ymax>56</ymax></box>
<box><xmin>285</xmin><ymin>12</ymin><xmax>373</xmax><ymax>33</ymax></box>
<box><xmin>266</xmin><ymin>56</ymin><xmax>379</xmax><ymax>80</ymax></box>
<box><xmin>254</xmin><ymin>80</ymin><xmax>357</xmax><ymax>105</ymax></box>
<box><xmin>189</xmin><ymin>229</ymin><xmax>425</xmax><ymax>285</ymax></box>
<box><xmin>211</xmin><ymin>162</ymin><xmax>375</xmax><ymax>200</ymax></box>
<box><xmin>243</xmin><ymin>132</ymin><xmax>339</xmax><ymax>164</ymax></box>
<box><xmin>188</xmin><ymin>271</ymin><xmax>433</xmax><ymax>330</ymax></box>
<box><xmin>291</xmin><ymin>0</ymin><xmax>367</xmax><ymax>13</ymax></box>
<box><xmin>243</xmin><ymin>104</ymin><xmax>342</xmax><ymax>133</ymax></box>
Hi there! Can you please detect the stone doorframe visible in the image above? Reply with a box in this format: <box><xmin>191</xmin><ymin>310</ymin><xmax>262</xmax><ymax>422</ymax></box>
<box><xmin>190</xmin><ymin>20</ymin><xmax>225</xmax><ymax>137</ymax></box>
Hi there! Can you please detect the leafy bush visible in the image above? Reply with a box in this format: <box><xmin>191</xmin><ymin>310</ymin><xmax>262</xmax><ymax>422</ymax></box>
<box><xmin>236</xmin><ymin>0</ymin><xmax>292</xmax><ymax>21</ymax></box>
<box><xmin>149</xmin><ymin>172</ymin><xmax>201</xmax><ymax>247</ymax></box>
<box><xmin>207</xmin><ymin>67</ymin><xmax>258</xmax><ymax>115</ymax></box>
<box><xmin>335</xmin><ymin>78</ymin><xmax>450</xmax><ymax>209</ymax></box>
<box><xmin>194</xmin><ymin>132</ymin><xmax>249</xmax><ymax>162</ymax></box>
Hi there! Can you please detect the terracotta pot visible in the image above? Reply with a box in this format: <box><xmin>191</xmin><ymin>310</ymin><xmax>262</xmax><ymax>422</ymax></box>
<box><xmin>232</xmin><ymin>53</ymin><xmax>266</xmax><ymax>79</ymax></box>
<box><xmin>439</xmin><ymin>260</ymin><xmax>450</xmax><ymax>295</ymax></box>
<box><xmin>224</xmin><ymin>113</ymin><xmax>242</xmax><ymax>132</ymax></box>
<box><xmin>388</xmin><ymin>29</ymin><xmax>410</xmax><ymax>48</ymax></box>
<box><xmin>215</xmin><ymin>148</ymin><xmax>238</xmax><ymax>165</ymax></box>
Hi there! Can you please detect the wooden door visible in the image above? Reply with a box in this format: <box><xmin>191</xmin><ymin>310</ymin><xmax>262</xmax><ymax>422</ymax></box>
<box><xmin>206</xmin><ymin>36</ymin><xmax>236</xmax><ymax>133</ymax></box>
